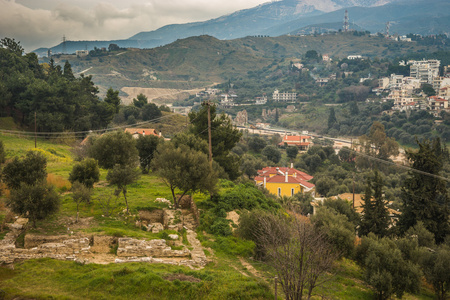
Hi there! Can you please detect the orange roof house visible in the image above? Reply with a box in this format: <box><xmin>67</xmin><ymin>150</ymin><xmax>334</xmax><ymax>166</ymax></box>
<box><xmin>124</xmin><ymin>128</ymin><xmax>161</xmax><ymax>138</ymax></box>
<box><xmin>255</xmin><ymin>166</ymin><xmax>315</xmax><ymax>197</ymax></box>
<box><xmin>278</xmin><ymin>135</ymin><xmax>312</xmax><ymax>151</ymax></box>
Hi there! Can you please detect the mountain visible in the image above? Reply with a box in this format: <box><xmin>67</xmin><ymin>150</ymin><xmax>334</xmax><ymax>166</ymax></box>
<box><xmin>268</xmin><ymin>0</ymin><xmax>450</xmax><ymax>36</ymax></box>
<box><xmin>33</xmin><ymin>0</ymin><xmax>449</xmax><ymax>55</ymax></box>
<box><xmin>128</xmin><ymin>0</ymin><xmax>391</xmax><ymax>44</ymax></box>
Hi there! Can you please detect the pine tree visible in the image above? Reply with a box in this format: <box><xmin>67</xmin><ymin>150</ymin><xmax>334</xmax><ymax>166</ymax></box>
<box><xmin>398</xmin><ymin>138</ymin><xmax>450</xmax><ymax>243</ymax></box>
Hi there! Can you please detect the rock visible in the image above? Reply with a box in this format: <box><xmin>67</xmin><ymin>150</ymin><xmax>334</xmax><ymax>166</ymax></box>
<box><xmin>151</xmin><ymin>222</ymin><xmax>164</xmax><ymax>233</ymax></box>
<box><xmin>168</xmin><ymin>234</ymin><xmax>179</xmax><ymax>240</ymax></box>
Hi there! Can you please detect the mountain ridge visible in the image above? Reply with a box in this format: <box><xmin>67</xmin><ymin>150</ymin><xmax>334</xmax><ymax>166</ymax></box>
<box><xmin>32</xmin><ymin>0</ymin><xmax>448</xmax><ymax>56</ymax></box>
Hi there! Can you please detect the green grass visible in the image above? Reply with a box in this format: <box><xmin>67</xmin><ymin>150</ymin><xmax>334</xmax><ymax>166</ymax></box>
<box><xmin>0</xmin><ymin>134</ymin><xmax>438</xmax><ymax>300</ymax></box>
<box><xmin>0</xmin><ymin>259</ymin><xmax>273</xmax><ymax>300</ymax></box>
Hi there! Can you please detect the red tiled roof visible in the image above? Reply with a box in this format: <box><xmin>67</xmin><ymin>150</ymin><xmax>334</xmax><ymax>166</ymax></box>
<box><xmin>265</xmin><ymin>175</ymin><xmax>315</xmax><ymax>189</ymax></box>
<box><xmin>282</xmin><ymin>135</ymin><xmax>311</xmax><ymax>141</ymax></box>
<box><xmin>257</xmin><ymin>167</ymin><xmax>313</xmax><ymax>181</ymax></box>
<box><xmin>125</xmin><ymin>128</ymin><xmax>159</xmax><ymax>136</ymax></box>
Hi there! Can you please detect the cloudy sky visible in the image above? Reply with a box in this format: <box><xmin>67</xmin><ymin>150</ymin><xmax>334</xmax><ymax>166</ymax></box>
<box><xmin>0</xmin><ymin>0</ymin><xmax>270</xmax><ymax>52</ymax></box>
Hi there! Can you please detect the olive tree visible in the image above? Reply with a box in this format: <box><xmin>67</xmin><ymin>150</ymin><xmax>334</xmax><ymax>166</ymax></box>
<box><xmin>68</xmin><ymin>158</ymin><xmax>100</xmax><ymax>188</ymax></box>
<box><xmin>152</xmin><ymin>143</ymin><xmax>218</xmax><ymax>208</ymax></box>
<box><xmin>2</xmin><ymin>150</ymin><xmax>47</xmax><ymax>190</ymax></box>
<box><xmin>89</xmin><ymin>131</ymin><xmax>139</xmax><ymax>169</ymax></box>
<box><xmin>106</xmin><ymin>164</ymin><xmax>140</xmax><ymax>213</ymax></box>
<box><xmin>7</xmin><ymin>182</ymin><xmax>60</xmax><ymax>227</ymax></box>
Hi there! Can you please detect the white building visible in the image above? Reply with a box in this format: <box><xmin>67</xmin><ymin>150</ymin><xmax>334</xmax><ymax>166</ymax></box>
<box><xmin>408</xmin><ymin>59</ymin><xmax>440</xmax><ymax>84</ymax></box>
<box><xmin>76</xmin><ymin>50</ymin><xmax>89</xmax><ymax>57</ymax></box>
<box><xmin>272</xmin><ymin>89</ymin><xmax>297</xmax><ymax>102</ymax></box>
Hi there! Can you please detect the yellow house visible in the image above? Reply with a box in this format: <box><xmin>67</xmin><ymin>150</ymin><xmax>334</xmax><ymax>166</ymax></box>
<box><xmin>255</xmin><ymin>166</ymin><xmax>315</xmax><ymax>197</ymax></box>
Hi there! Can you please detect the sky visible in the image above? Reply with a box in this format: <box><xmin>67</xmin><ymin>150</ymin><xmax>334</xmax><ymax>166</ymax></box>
<box><xmin>0</xmin><ymin>0</ymin><xmax>271</xmax><ymax>52</ymax></box>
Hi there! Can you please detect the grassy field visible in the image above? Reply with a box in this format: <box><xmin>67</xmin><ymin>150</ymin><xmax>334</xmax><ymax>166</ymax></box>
<box><xmin>0</xmin><ymin>133</ymin><xmax>436</xmax><ymax>299</ymax></box>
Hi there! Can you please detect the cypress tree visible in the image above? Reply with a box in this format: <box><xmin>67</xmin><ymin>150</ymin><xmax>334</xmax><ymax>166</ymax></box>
<box><xmin>359</xmin><ymin>176</ymin><xmax>374</xmax><ymax>236</ymax></box>
<box><xmin>359</xmin><ymin>170</ymin><xmax>389</xmax><ymax>237</ymax></box>
<box><xmin>371</xmin><ymin>170</ymin><xmax>389</xmax><ymax>237</ymax></box>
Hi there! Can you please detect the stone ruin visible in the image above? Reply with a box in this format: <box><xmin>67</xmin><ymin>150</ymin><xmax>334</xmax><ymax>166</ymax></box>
<box><xmin>0</xmin><ymin>204</ymin><xmax>207</xmax><ymax>269</ymax></box>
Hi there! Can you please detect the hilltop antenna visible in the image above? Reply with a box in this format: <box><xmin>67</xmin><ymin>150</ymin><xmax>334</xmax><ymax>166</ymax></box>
<box><xmin>385</xmin><ymin>22</ymin><xmax>390</xmax><ymax>37</ymax></box>
<box><xmin>62</xmin><ymin>35</ymin><xmax>67</xmax><ymax>54</ymax></box>
<box><xmin>343</xmin><ymin>10</ymin><xmax>349</xmax><ymax>32</ymax></box>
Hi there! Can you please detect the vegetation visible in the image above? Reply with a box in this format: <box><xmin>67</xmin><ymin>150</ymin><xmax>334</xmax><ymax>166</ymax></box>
<box><xmin>89</xmin><ymin>131</ymin><xmax>139</xmax><ymax>169</ymax></box>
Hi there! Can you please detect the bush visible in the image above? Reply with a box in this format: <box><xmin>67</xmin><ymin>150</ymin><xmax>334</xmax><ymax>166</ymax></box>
<box><xmin>69</xmin><ymin>158</ymin><xmax>100</xmax><ymax>188</ymax></box>
<box><xmin>2</xmin><ymin>151</ymin><xmax>47</xmax><ymax>190</ymax></box>
<box><xmin>311</xmin><ymin>206</ymin><xmax>356</xmax><ymax>258</ymax></box>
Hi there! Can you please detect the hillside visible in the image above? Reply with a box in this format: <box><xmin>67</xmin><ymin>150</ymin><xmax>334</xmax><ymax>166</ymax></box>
<box><xmin>66</xmin><ymin>33</ymin><xmax>446</xmax><ymax>95</ymax></box>
<box><xmin>0</xmin><ymin>133</ymin><xmax>437</xmax><ymax>300</ymax></box>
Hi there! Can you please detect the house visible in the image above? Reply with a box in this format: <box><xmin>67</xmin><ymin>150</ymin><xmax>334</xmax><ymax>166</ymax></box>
<box><xmin>311</xmin><ymin>193</ymin><xmax>398</xmax><ymax>218</ymax></box>
<box><xmin>124</xmin><ymin>128</ymin><xmax>160</xmax><ymax>138</ymax></box>
<box><xmin>255</xmin><ymin>166</ymin><xmax>315</xmax><ymax>197</ymax></box>
<box><xmin>439</xmin><ymin>86</ymin><xmax>450</xmax><ymax>100</ymax></box>
<box><xmin>428</xmin><ymin>96</ymin><xmax>449</xmax><ymax>117</ymax></box>
<box><xmin>278</xmin><ymin>135</ymin><xmax>312</xmax><ymax>151</ymax></box>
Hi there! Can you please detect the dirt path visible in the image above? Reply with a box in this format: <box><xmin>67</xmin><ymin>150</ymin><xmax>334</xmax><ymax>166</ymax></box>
<box><xmin>186</xmin><ymin>229</ymin><xmax>207</xmax><ymax>267</ymax></box>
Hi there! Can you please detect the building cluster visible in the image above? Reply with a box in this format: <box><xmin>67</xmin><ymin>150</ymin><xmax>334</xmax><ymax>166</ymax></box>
<box><xmin>375</xmin><ymin>59</ymin><xmax>450</xmax><ymax>116</ymax></box>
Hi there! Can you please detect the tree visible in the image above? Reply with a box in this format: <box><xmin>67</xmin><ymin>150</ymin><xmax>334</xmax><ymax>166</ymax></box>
<box><xmin>0</xmin><ymin>37</ymin><xmax>24</xmax><ymax>55</ymax></box>
<box><xmin>7</xmin><ymin>182</ymin><xmax>60</xmax><ymax>227</ymax></box>
<box><xmin>262</xmin><ymin>145</ymin><xmax>281</xmax><ymax>163</ymax></box>
<box><xmin>240</xmin><ymin>154</ymin><xmax>264</xmax><ymax>179</ymax></box>
<box><xmin>89</xmin><ymin>131</ymin><xmax>139</xmax><ymax>169</ymax></box>
<box><xmin>63</xmin><ymin>60</ymin><xmax>74</xmax><ymax>81</ymax></box>
<box><xmin>248</xmin><ymin>136</ymin><xmax>266</xmax><ymax>153</ymax></box>
<box><xmin>311</xmin><ymin>206</ymin><xmax>356</xmax><ymax>258</ymax></box>
<box><xmin>106</xmin><ymin>164</ymin><xmax>140</xmax><ymax>213</ymax></box>
<box><xmin>135</xmin><ymin>134</ymin><xmax>161</xmax><ymax>174</ymax></box>
<box><xmin>2</xmin><ymin>151</ymin><xmax>47</xmax><ymax>190</ymax></box>
<box><xmin>305</xmin><ymin>50</ymin><xmax>319</xmax><ymax>60</ymax></box>
<box><xmin>286</xmin><ymin>146</ymin><xmax>299</xmax><ymax>160</ymax></box>
<box><xmin>132</xmin><ymin>93</ymin><xmax>148</xmax><ymax>108</ymax></box>
<box><xmin>358</xmin><ymin>122</ymin><xmax>399</xmax><ymax>163</ymax></box>
<box><xmin>0</xmin><ymin>140</ymin><xmax>5</xmax><ymax>164</ymax></box>
<box><xmin>328</xmin><ymin>107</ymin><xmax>337</xmax><ymax>130</ymax></box>
<box><xmin>189</xmin><ymin>103</ymin><xmax>242</xmax><ymax>180</ymax></box>
<box><xmin>108</xmin><ymin>43</ymin><xmax>120</xmax><ymax>52</ymax></box>
<box><xmin>359</xmin><ymin>177</ymin><xmax>374</xmax><ymax>237</ymax></box>
<box><xmin>68</xmin><ymin>158</ymin><xmax>100</xmax><ymax>188</ymax></box>
<box><xmin>397</xmin><ymin>138</ymin><xmax>450</xmax><ymax>243</ymax></box>
<box><xmin>104</xmin><ymin>88</ymin><xmax>121</xmax><ymax>114</ymax></box>
<box><xmin>359</xmin><ymin>171</ymin><xmax>389</xmax><ymax>237</ymax></box>
<box><xmin>419</xmin><ymin>246</ymin><xmax>450</xmax><ymax>300</ymax></box>
<box><xmin>254</xmin><ymin>211</ymin><xmax>338</xmax><ymax>299</ymax></box>
<box><xmin>355</xmin><ymin>234</ymin><xmax>421</xmax><ymax>300</ymax></box>
<box><xmin>421</xmin><ymin>83</ymin><xmax>436</xmax><ymax>96</ymax></box>
<box><xmin>71</xmin><ymin>181</ymin><xmax>92</xmax><ymax>222</ymax></box>
<box><xmin>141</xmin><ymin>103</ymin><xmax>162</xmax><ymax>121</ymax></box>
<box><xmin>152</xmin><ymin>143</ymin><xmax>218</xmax><ymax>208</ymax></box>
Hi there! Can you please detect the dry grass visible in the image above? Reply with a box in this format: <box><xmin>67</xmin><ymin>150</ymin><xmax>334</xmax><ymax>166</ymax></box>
<box><xmin>47</xmin><ymin>173</ymin><xmax>71</xmax><ymax>190</ymax></box>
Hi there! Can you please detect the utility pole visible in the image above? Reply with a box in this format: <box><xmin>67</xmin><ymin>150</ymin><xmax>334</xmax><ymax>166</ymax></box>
<box><xmin>352</xmin><ymin>174</ymin><xmax>355</xmax><ymax>209</ymax></box>
<box><xmin>274</xmin><ymin>276</ymin><xmax>278</xmax><ymax>300</ymax></box>
<box><xmin>34</xmin><ymin>111</ymin><xmax>37</xmax><ymax>148</ymax></box>
<box><xmin>205</xmin><ymin>101</ymin><xmax>213</xmax><ymax>169</ymax></box>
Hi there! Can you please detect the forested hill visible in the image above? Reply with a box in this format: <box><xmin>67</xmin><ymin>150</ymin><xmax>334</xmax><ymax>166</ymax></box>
<box><xmin>65</xmin><ymin>33</ymin><xmax>448</xmax><ymax>92</ymax></box>
<box><xmin>0</xmin><ymin>38</ymin><xmax>117</xmax><ymax>133</ymax></box>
